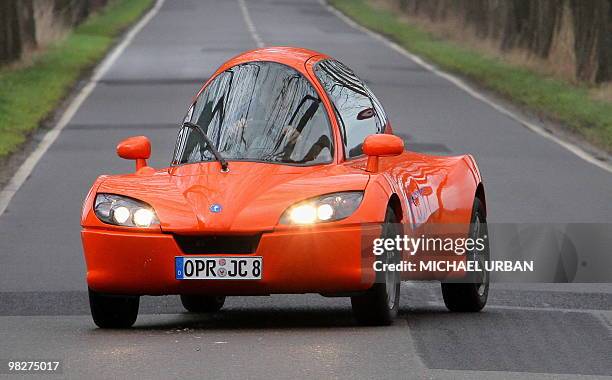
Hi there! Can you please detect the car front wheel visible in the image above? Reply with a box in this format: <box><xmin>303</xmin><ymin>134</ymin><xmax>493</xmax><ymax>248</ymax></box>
<box><xmin>441</xmin><ymin>197</ymin><xmax>489</xmax><ymax>312</ymax></box>
<box><xmin>180</xmin><ymin>295</ymin><xmax>226</xmax><ymax>313</ymax></box>
<box><xmin>89</xmin><ymin>288</ymin><xmax>139</xmax><ymax>328</ymax></box>
<box><xmin>351</xmin><ymin>206</ymin><xmax>401</xmax><ymax>326</ymax></box>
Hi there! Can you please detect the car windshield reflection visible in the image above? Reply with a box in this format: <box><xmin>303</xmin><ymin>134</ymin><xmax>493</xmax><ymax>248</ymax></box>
<box><xmin>172</xmin><ymin>61</ymin><xmax>334</xmax><ymax>166</ymax></box>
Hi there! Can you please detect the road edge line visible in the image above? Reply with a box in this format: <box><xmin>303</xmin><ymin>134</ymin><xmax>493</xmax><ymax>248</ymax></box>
<box><xmin>0</xmin><ymin>0</ymin><xmax>166</xmax><ymax>217</ymax></box>
<box><xmin>320</xmin><ymin>0</ymin><xmax>612</xmax><ymax>174</ymax></box>
<box><xmin>238</xmin><ymin>0</ymin><xmax>265</xmax><ymax>48</ymax></box>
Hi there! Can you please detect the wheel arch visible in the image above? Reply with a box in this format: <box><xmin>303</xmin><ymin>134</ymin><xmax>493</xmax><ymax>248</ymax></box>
<box><xmin>475</xmin><ymin>182</ymin><xmax>487</xmax><ymax>218</ymax></box>
<box><xmin>387</xmin><ymin>193</ymin><xmax>403</xmax><ymax>223</ymax></box>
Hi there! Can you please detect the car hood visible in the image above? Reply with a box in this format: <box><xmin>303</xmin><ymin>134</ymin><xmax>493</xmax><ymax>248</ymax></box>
<box><xmin>95</xmin><ymin>162</ymin><xmax>370</xmax><ymax>233</ymax></box>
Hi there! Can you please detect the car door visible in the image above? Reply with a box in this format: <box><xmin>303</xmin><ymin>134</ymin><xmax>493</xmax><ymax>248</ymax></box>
<box><xmin>313</xmin><ymin>59</ymin><xmax>430</xmax><ymax>228</ymax></box>
<box><xmin>312</xmin><ymin>59</ymin><xmax>384</xmax><ymax>161</ymax></box>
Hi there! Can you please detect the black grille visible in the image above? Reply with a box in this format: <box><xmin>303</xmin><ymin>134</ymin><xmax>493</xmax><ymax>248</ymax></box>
<box><xmin>173</xmin><ymin>234</ymin><xmax>262</xmax><ymax>254</ymax></box>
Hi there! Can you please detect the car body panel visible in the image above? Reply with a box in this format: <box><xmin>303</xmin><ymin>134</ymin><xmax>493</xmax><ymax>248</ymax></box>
<box><xmin>83</xmin><ymin>224</ymin><xmax>381</xmax><ymax>295</ymax></box>
<box><xmin>80</xmin><ymin>47</ymin><xmax>485</xmax><ymax>295</ymax></box>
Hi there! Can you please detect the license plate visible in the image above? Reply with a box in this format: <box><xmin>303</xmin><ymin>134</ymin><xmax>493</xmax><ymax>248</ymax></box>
<box><xmin>175</xmin><ymin>256</ymin><xmax>262</xmax><ymax>280</ymax></box>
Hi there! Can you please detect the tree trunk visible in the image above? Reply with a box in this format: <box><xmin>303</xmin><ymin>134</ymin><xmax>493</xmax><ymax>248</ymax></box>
<box><xmin>595</xmin><ymin>0</ymin><xmax>612</xmax><ymax>83</ymax></box>
<box><xmin>0</xmin><ymin>0</ymin><xmax>36</xmax><ymax>64</ymax></box>
<box><xmin>0</xmin><ymin>1</ymin><xmax>21</xmax><ymax>64</ymax></box>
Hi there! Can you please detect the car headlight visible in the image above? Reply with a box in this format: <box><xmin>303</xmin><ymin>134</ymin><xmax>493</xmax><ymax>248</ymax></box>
<box><xmin>94</xmin><ymin>193</ymin><xmax>159</xmax><ymax>227</ymax></box>
<box><xmin>281</xmin><ymin>191</ymin><xmax>364</xmax><ymax>225</ymax></box>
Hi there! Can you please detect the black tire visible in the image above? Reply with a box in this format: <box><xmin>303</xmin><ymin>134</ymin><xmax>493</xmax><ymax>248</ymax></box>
<box><xmin>351</xmin><ymin>206</ymin><xmax>401</xmax><ymax>326</ymax></box>
<box><xmin>89</xmin><ymin>288</ymin><xmax>139</xmax><ymax>328</ymax></box>
<box><xmin>441</xmin><ymin>197</ymin><xmax>489</xmax><ymax>312</ymax></box>
<box><xmin>180</xmin><ymin>295</ymin><xmax>225</xmax><ymax>313</ymax></box>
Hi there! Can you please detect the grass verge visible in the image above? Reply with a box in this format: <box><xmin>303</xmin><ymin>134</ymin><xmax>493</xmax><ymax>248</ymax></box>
<box><xmin>0</xmin><ymin>0</ymin><xmax>154</xmax><ymax>159</ymax></box>
<box><xmin>329</xmin><ymin>0</ymin><xmax>612</xmax><ymax>153</ymax></box>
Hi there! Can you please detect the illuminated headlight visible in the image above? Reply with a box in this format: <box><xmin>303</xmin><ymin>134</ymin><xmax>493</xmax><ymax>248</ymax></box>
<box><xmin>289</xmin><ymin>204</ymin><xmax>318</xmax><ymax>224</ymax></box>
<box><xmin>281</xmin><ymin>191</ymin><xmax>364</xmax><ymax>225</ymax></box>
<box><xmin>133</xmin><ymin>208</ymin><xmax>155</xmax><ymax>227</ymax></box>
<box><xmin>94</xmin><ymin>193</ymin><xmax>159</xmax><ymax>228</ymax></box>
<box><xmin>112</xmin><ymin>206</ymin><xmax>131</xmax><ymax>224</ymax></box>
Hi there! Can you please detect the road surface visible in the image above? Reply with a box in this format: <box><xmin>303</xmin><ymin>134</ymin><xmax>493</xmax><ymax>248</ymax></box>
<box><xmin>0</xmin><ymin>0</ymin><xmax>610</xmax><ymax>378</ymax></box>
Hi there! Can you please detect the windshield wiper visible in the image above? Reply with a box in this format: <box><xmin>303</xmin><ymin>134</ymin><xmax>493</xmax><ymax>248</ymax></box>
<box><xmin>183</xmin><ymin>122</ymin><xmax>229</xmax><ymax>171</ymax></box>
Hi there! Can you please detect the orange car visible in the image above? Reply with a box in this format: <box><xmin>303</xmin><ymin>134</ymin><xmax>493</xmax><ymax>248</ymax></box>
<box><xmin>81</xmin><ymin>47</ymin><xmax>489</xmax><ymax>328</ymax></box>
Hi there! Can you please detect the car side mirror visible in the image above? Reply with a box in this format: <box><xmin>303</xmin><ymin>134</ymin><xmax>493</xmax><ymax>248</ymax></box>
<box><xmin>117</xmin><ymin>136</ymin><xmax>151</xmax><ymax>172</ymax></box>
<box><xmin>362</xmin><ymin>134</ymin><xmax>404</xmax><ymax>172</ymax></box>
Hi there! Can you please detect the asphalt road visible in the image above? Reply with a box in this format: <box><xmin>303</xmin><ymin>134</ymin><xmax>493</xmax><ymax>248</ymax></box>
<box><xmin>0</xmin><ymin>0</ymin><xmax>611</xmax><ymax>378</ymax></box>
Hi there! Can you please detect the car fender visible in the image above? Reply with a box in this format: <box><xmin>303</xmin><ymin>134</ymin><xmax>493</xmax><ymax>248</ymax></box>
<box><xmin>358</xmin><ymin>171</ymin><xmax>406</xmax><ymax>224</ymax></box>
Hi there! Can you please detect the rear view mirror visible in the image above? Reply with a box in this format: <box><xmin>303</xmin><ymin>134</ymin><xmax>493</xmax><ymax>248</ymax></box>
<box><xmin>117</xmin><ymin>136</ymin><xmax>151</xmax><ymax>172</ymax></box>
<box><xmin>363</xmin><ymin>134</ymin><xmax>404</xmax><ymax>172</ymax></box>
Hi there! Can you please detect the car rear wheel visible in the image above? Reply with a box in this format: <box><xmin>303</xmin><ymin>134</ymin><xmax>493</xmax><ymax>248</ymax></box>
<box><xmin>180</xmin><ymin>295</ymin><xmax>226</xmax><ymax>313</ymax></box>
<box><xmin>89</xmin><ymin>288</ymin><xmax>139</xmax><ymax>328</ymax></box>
<box><xmin>351</xmin><ymin>206</ymin><xmax>401</xmax><ymax>326</ymax></box>
<box><xmin>441</xmin><ymin>197</ymin><xmax>489</xmax><ymax>312</ymax></box>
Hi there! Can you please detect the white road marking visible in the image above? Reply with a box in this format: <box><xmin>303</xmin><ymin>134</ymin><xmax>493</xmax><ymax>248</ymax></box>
<box><xmin>320</xmin><ymin>0</ymin><xmax>612</xmax><ymax>174</ymax></box>
<box><xmin>0</xmin><ymin>0</ymin><xmax>165</xmax><ymax>217</ymax></box>
<box><xmin>426</xmin><ymin>300</ymin><xmax>612</xmax><ymax>317</ymax></box>
<box><xmin>238</xmin><ymin>0</ymin><xmax>265</xmax><ymax>48</ymax></box>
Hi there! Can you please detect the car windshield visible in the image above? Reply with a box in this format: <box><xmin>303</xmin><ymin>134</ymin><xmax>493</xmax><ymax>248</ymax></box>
<box><xmin>172</xmin><ymin>61</ymin><xmax>334</xmax><ymax>166</ymax></box>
